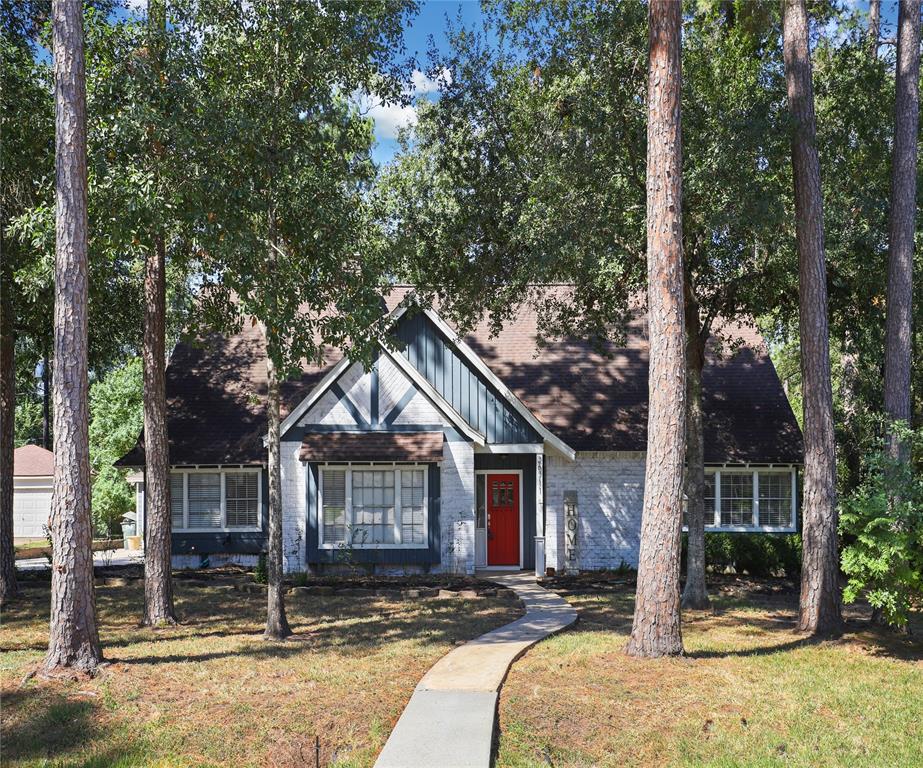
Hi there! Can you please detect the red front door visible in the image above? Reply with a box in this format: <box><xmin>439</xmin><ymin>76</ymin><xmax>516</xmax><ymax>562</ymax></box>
<box><xmin>486</xmin><ymin>474</ymin><xmax>520</xmax><ymax>566</ymax></box>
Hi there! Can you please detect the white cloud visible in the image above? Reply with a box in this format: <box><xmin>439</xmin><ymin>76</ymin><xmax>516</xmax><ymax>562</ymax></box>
<box><xmin>411</xmin><ymin>67</ymin><xmax>452</xmax><ymax>95</ymax></box>
<box><xmin>363</xmin><ymin>98</ymin><xmax>419</xmax><ymax>140</ymax></box>
<box><xmin>361</xmin><ymin>68</ymin><xmax>453</xmax><ymax>142</ymax></box>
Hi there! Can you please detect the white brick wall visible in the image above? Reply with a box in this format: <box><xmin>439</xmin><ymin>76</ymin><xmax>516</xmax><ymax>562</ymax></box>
<box><xmin>439</xmin><ymin>438</ymin><xmax>476</xmax><ymax>574</ymax></box>
<box><xmin>281</xmin><ymin>438</ymin><xmax>308</xmax><ymax>573</ymax></box>
<box><xmin>545</xmin><ymin>452</ymin><xmax>646</xmax><ymax>571</ymax></box>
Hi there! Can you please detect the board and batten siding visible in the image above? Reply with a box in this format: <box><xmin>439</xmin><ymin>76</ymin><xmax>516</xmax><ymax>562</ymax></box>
<box><xmin>393</xmin><ymin>312</ymin><xmax>540</xmax><ymax>445</ymax></box>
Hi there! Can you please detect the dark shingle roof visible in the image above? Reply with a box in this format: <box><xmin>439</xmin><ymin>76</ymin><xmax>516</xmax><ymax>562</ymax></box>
<box><xmin>299</xmin><ymin>431</ymin><xmax>444</xmax><ymax>463</ymax></box>
<box><xmin>119</xmin><ymin>287</ymin><xmax>803</xmax><ymax>466</ymax></box>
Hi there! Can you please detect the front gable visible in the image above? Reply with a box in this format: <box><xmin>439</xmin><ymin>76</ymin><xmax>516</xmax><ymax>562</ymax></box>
<box><xmin>279</xmin><ymin>306</ymin><xmax>573</xmax><ymax>458</ymax></box>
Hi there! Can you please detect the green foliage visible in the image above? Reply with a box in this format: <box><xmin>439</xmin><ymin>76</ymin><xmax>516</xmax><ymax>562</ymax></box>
<box><xmin>382</xmin><ymin>0</ymin><xmax>793</xmax><ymax>345</ymax></box>
<box><xmin>254</xmin><ymin>553</ymin><xmax>268</xmax><ymax>585</ymax></box>
<box><xmin>88</xmin><ymin>359</ymin><xmax>144</xmax><ymax>536</ymax></box>
<box><xmin>14</xmin><ymin>397</ymin><xmax>42</xmax><ymax>448</ymax></box>
<box><xmin>840</xmin><ymin>424</ymin><xmax>923</xmax><ymax>630</ymax></box>
<box><xmin>182</xmin><ymin>0</ymin><xmax>416</xmax><ymax>376</ymax></box>
<box><xmin>696</xmin><ymin>533</ymin><xmax>802</xmax><ymax>578</ymax></box>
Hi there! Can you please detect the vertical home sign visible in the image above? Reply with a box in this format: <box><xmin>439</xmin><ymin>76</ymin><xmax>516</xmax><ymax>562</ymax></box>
<box><xmin>563</xmin><ymin>490</ymin><xmax>578</xmax><ymax>573</ymax></box>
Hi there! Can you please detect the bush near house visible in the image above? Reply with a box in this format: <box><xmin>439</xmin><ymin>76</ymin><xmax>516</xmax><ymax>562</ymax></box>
<box><xmin>682</xmin><ymin>533</ymin><xmax>802</xmax><ymax>578</ymax></box>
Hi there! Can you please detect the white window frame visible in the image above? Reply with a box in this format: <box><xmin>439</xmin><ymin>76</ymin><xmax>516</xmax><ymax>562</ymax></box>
<box><xmin>170</xmin><ymin>467</ymin><xmax>262</xmax><ymax>533</ymax></box>
<box><xmin>318</xmin><ymin>463</ymin><xmax>429</xmax><ymax>550</ymax></box>
<box><xmin>700</xmin><ymin>466</ymin><xmax>798</xmax><ymax>533</ymax></box>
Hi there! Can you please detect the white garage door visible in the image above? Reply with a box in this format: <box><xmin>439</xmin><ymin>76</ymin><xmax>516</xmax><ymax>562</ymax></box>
<box><xmin>14</xmin><ymin>480</ymin><xmax>53</xmax><ymax>540</ymax></box>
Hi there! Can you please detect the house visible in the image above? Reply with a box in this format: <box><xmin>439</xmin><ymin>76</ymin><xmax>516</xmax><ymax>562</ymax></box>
<box><xmin>13</xmin><ymin>445</ymin><xmax>54</xmax><ymax>543</ymax></box>
<box><xmin>119</xmin><ymin>287</ymin><xmax>803</xmax><ymax>576</ymax></box>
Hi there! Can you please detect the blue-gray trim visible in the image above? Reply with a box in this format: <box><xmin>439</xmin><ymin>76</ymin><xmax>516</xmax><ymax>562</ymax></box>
<box><xmin>306</xmin><ymin>462</ymin><xmax>441</xmax><ymax>567</ymax></box>
<box><xmin>393</xmin><ymin>312</ymin><xmax>541</xmax><ymax>445</ymax></box>
<box><xmin>284</xmin><ymin>424</ymin><xmax>469</xmax><ymax>443</ymax></box>
<box><xmin>330</xmin><ymin>382</ymin><xmax>371</xmax><ymax>429</ymax></box>
<box><xmin>475</xmin><ymin>454</ymin><xmax>536</xmax><ymax>570</ymax></box>
<box><xmin>370</xmin><ymin>352</ymin><xmax>380</xmax><ymax>427</ymax></box>
<box><xmin>383</xmin><ymin>386</ymin><xmax>418</xmax><ymax>427</ymax></box>
<box><xmin>171</xmin><ymin>469</ymin><xmax>269</xmax><ymax>556</ymax></box>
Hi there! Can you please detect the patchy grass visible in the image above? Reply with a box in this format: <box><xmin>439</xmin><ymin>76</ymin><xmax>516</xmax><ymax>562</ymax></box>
<box><xmin>1</xmin><ymin>579</ymin><xmax>521</xmax><ymax>767</ymax></box>
<box><xmin>497</xmin><ymin>580</ymin><xmax>923</xmax><ymax>768</ymax></box>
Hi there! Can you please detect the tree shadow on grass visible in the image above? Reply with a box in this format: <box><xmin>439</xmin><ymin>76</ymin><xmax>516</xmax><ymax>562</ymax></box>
<box><xmin>105</xmin><ymin>597</ymin><xmax>521</xmax><ymax>666</ymax></box>
<box><xmin>0</xmin><ymin>687</ymin><xmax>129</xmax><ymax>765</ymax></box>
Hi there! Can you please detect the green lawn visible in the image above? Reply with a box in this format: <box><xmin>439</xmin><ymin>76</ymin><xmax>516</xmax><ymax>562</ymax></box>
<box><xmin>1</xmin><ymin>578</ymin><xmax>521</xmax><ymax>767</ymax></box>
<box><xmin>497</xmin><ymin>580</ymin><xmax>923</xmax><ymax>768</ymax></box>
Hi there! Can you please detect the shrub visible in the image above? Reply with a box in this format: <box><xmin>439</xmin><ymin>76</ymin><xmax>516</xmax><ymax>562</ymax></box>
<box><xmin>694</xmin><ymin>532</ymin><xmax>802</xmax><ymax>578</ymax></box>
<box><xmin>254</xmin><ymin>553</ymin><xmax>268</xmax><ymax>584</ymax></box>
<box><xmin>840</xmin><ymin>423</ymin><xmax>923</xmax><ymax>630</ymax></box>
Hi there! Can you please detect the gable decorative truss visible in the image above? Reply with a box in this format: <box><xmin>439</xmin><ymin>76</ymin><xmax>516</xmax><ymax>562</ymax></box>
<box><xmin>278</xmin><ymin>354</ymin><xmax>486</xmax><ymax>449</ymax></box>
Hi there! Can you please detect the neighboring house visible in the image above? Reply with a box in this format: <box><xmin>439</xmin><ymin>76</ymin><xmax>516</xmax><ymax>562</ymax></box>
<box><xmin>13</xmin><ymin>445</ymin><xmax>54</xmax><ymax>543</ymax></box>
<box><xmin>119</xmin><ymin>287</ymin><xmax>803</xmax><ymax>575</ymax></box>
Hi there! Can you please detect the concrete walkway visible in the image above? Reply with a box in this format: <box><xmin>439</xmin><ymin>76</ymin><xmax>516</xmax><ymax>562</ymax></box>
<box><xmin>374</xmin><ymin>572</ymin><xmax>578</xmax><ymax>768</ymax></box>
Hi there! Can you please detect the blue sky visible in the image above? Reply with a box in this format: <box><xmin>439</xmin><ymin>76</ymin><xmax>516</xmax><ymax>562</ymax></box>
<box><xmin>368</xmin><ymin>1</ymin><xmax>486</xmax><ymax>165</ymax></box>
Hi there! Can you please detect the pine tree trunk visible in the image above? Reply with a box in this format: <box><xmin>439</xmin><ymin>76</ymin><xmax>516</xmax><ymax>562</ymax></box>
<box><xmin>0</xmin><ymin>254</ymin><xmax>18</xmax><ymax>605</ymax></box>
<box><xmin>264</xmin><ymin>347</ymin><xmax>291</xmax><ymax>641</ymax></box>
<box><xmin>868</xmin><ymin>0</ymin><xmax>881</xmax><ymax>57</ymax></box>
<box><xmin>43</xmin><ymin>0</ymin><xmax>102</xmax><ymax>675</ymax></box>
<box><xmin>883</xmin><ymin>0</ymin><xmax>920</xmax><ymax>463</ymax></box>
<box><xmin>142</xmin><ymin>231</ymin><xmax>176</xmax><ymax>626</ymax></box>
<box><xmin>141</xmin><ymin>0</ymin><xmax>176</xmax><ymax>628</ymax></box>
<box><xmin>782</xmin><ymin>0</ymin><xmax>842</xmax><ymax>638</ymax></box>
<box><xmin>627</xmin><ymin>0</ymin><xmax>686</xmax><ymax>659</ymax></box>
<box><xmin>681</xmin><ymin>292</ymin><xmax>709</xmax><ymax>610</ymax></box>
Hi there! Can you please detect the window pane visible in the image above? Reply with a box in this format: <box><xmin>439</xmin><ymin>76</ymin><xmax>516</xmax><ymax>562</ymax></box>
<box><xmin>188</xmin><ymin>473</ymin><xmax>222</xmax><ymax>528</ymax></box>
<box><xmin>759</xmin><ymin>472</ymin><xmax>793</xmax><ymax>527</ymax></box>
<box><xmin>170</xmin><ymin>474</ymin><xmax>184</xmax><ymax>529</ymax></box>
<box><xmin>226</xmin><ymin>472</ymin><xmax>258</xmax><ymax>527</ymax></box>
<box><xmin>352</xmin><ymin>470</ymin><xmax>395</xmax><ymax>545</ymax></box>
<box><xmin>720</xmin><ymin>473</ymin><xmax>753</xmax><ymax>526</ymax></box>
<box><xmin>322</xmin><ymin>470</ymin><xmax>346</xmax><ymax>544</ymax></box>
<box><xmin>704</xmin><ymin>473</ymin><xmax>716</xmax><ymax>526</ymax></box>
<box><xmin>401</xmin><ymin>470</ymin><xmax>426</xmax><ymax>545</ymax></box>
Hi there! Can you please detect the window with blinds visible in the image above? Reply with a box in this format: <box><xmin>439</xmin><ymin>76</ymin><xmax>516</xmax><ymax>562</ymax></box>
<box><xmin>171</xmin><ymin>474</ymin><xmax>185</xmax><ymax>529</ymax></box>
<box><xmin>720</xmin><ymin>472</ymin><xmax>754</xmax><ymax>526</ymax></box>
<box><xmin>758</xmin><ymin>472</ymin><xmax>794</xmax><ymax>527</ymax></box>
<box><xmin>188</xmin><ymin>473</ymin><xmax>222</xmax><ymax>528</ymax></box>
<box><xmin>321</xmin><ymin>469</ymin><xmax>346</xmax><ymax>545</ymax></box>
<box><xmin>703</xmin><ymin>473</ymin><xmax>716</xmax><ymax>527</ymax></box>
<box><xmin>319</xmin><ymin>465</ymin><xmax>428</xmax><ymax>548</ymax></box>
<box><xmin>169</xmin><ymin>470</ymin><xmax>261</xmax><ymax>530</ymax></box>
<box><xmin>691</xmin><ymin>469</ymin><xmax>796</xmax><ymax>531</ymax></box>
<box><xmin>226</xmin><ymin>472</ymin><xmax>259</xmax><ymax>527</ymax></box>
<box><xmin>352</xmin><ymin>470</ymin><xmax>396</xmax><ymax>545</ymax></box>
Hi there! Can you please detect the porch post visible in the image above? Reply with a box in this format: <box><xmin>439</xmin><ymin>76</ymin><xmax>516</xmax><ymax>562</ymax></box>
<box><xmin>534</xmin><ymin>453</ymin><xmax>545</xmax><ymax>578</ymax></box>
